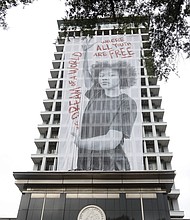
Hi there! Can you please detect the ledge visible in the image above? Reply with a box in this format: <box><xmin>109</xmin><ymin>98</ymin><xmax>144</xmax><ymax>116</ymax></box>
<box><xmin>170</xmin><ymin>210</ymin><xmax>184</xmax><ymax>218</ymax></box>
<box><xmin>13</xmin><ymin>170</ymin><xmax>175</xmax><ymax>193</ymax></box>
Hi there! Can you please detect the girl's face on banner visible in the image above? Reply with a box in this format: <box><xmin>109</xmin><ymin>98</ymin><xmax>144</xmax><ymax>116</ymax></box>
<box><xmin>98</xmin><ymin>68</ymin><xmax>120</xmax><ymax>90</ymax></box>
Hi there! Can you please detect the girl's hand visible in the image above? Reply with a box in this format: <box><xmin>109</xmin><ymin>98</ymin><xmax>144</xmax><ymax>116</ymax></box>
<box><xmin>82</xmin><ymin>37</ymin><xmax>96</xmax><ymax>51</ymax></box>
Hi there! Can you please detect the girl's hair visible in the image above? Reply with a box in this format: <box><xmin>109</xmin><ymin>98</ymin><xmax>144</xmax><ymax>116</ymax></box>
<box><xmin>91</xmin><ymin>61</ymin><xmax>137</xmax><ymax>88</ymax></box>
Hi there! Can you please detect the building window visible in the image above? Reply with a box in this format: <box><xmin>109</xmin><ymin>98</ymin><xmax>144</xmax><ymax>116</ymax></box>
<box><xmin>51</xmin><ymin>127</ymin><xmax>59</xmax><ymax>138</ymax></box>
<box><xmin>144</xmin><ymin>126</ymin><xmax>153</xmax><ymax>137</ymax></box>
<box><xmin>53</xmin><ymin>114</ymin><xmax>60</xmax><ymax>124</ymax></box>
<box><xmin>55</xmin><ymin>102</ymin><xmax>61</xmax><ymax>111</ymax></box>
<box><xmin>161</xmin><ymin>159</ymin><xmax>168</xmax><ymax>170</ymax></box>
<box><xmin>45</xmin><ymin>158</ymin><xmax>54</xmax><ymax>170</ymax></box>
<box><xmin>141</xmin><ymin>100</ymin><xmax>149</xmax><ymax>109</ymax></box>
<box><xmin>141</xmin><ymin>88</ymin><xmax>148</xmax><ymax>97</ymax></box>
<box><xmin>104</xmin><ymin>30</ymin><xmax>109</xmax><ymax>35</ymax></box>
<box><xmin>141</xmin><ymin>68</ymin><xmax>145</xmax><ymax>75</ymax></box>
<box><xmin>148</xmin><ymin>157</ymin><xmax>157</xmax><ymax>170</ymax></box>
<box><xmin>146</xmin><ymin>140</ymin><xmax>155</xmax><ymax>153</ymax></box>
<box><xmin>142</xmin><ymin>112</ymin><xmax>151</xmax><ymax>122</ymax></box>
<box><xmin>48</xmin><ymin>142</ymin><xmax>57</xmax><ymax>154</ymax></box>
<box><xmin>59</xmin><ymin>80</ymin><xmax>63</xmax><ymax>88</ymax></box>
<box><xmin>57</xmin><ymin>91</ymin><xmax>62</xmax><ymax>99</ymax></box>
<box><xmin>141</xmin><ymin>78</ymin><xmax>146</xmax><ymax>85</ymax></box>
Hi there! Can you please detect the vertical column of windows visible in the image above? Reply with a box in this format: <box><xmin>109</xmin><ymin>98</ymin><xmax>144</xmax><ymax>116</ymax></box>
<box><xmin>43</xmin><ymin>36</ymin><xmax>65</xmax><ymax>171</ymax></box>
<box><xmin>141</xmin><ymin>49</ymin><xmax>156</xmax><ymax>171</ymax></box>
<box><xmin>32</xmin><ymin>30</ymin><xmax>65</xmax><ymax>171</ymax></box>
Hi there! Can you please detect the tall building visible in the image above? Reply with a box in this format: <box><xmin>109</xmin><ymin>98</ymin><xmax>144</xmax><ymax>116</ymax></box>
<box><xmin>12</xmin><ymin>18</ymin><xmax>188</xmax><ymax>220</ymax></box>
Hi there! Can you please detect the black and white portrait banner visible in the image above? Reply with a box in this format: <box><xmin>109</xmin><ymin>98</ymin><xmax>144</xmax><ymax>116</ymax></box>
<box><xmin>57</xmin><ymin>34</ymin><xmax>143</xmax><ymax>171</ymax></box>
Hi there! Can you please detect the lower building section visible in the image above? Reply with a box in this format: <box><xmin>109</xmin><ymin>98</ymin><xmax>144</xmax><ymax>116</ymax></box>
<box><xmin>13</xmin><ymin>171</ymin><xmax>185</xmax><ymax>220</ymax></box>
<box><xmin>17</xmin><ymin>192</ymin><xmax>170</xmax><ymax>220</ymax></box>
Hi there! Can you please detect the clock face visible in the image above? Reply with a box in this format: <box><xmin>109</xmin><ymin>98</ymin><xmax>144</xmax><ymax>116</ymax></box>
<box><xmin>77</xmin><ymin>205</ymin><xmax>106</xmax><ymax>220</ymax></box>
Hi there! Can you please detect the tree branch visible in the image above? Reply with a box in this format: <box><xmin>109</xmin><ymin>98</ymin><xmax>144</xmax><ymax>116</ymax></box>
<box><xmin>108</xmin><ymin>0</ymin><xmax>116</xmax><ymax>19</ymax></box>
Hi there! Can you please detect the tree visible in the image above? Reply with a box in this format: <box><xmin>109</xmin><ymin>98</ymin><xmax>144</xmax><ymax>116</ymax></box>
<box><xmin>64</xmin><ymin>0</ymin><xmax>190</xmax><ymax>79</ymax></box>
<box><xmin>1</xmin><ymin>0</ymin><xmax>190</xmax><ymax>79</ymax></box>
<box><xmin>0</xmin><ymin>0</ymin><xmax>34</xmax><ymax>28</ymax></box>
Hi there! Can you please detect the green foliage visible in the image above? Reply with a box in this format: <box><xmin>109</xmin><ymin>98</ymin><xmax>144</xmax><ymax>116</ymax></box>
<box><xmin>1</xmin><ymin>0</ymin><xmax>189</xmax><ymax>79</ymax></box>
<box><xmin>64</xmin><ymin>0</ymin><xmax>190</xmax><ymax>79</ymax></box>
<box><xmin>0</xmin><ymin>0</ymin><xmax>34</xmax><ymax>28</ymax></box>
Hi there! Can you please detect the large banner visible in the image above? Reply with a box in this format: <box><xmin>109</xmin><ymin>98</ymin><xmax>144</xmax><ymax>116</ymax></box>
<box><xmin>57</xmin><ymin>34</ymin><xmax>143</xmax><ymax>171</ymax></box>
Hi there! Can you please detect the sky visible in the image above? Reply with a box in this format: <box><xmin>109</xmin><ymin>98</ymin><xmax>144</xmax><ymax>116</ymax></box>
<box><xmin>0</xmin><ymin>0</ymin><xmax>190</xmax><ymax>218</ymax></box>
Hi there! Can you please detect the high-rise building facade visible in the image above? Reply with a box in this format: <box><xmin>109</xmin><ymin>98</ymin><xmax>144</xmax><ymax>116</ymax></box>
<box><xmin>13</xmin><ymin>18</ymin><xmax>188</xmax><ymax>220</ymax></box>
